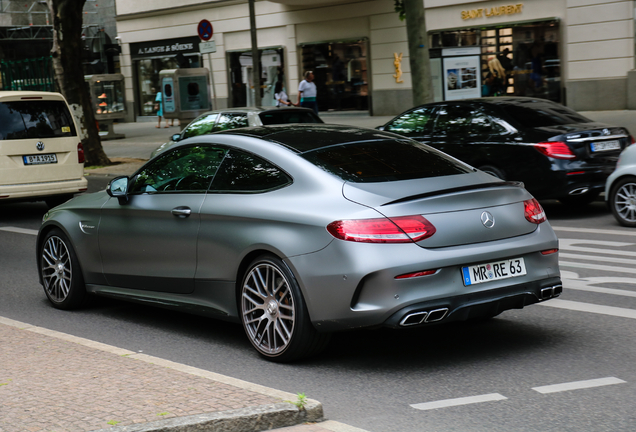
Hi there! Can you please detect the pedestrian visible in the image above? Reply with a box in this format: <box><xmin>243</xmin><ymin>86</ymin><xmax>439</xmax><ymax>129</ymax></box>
<box><xmin>296</xmin><ymin>70</ymin><xmax>318</xmax><ymax>114</ymax></box>
<box><xmin>154</xmin><ymin>88</ymin><xmax>168</xmax><ymax>128</ymax></box>
<box><xmin>274</xmin><ymin>81</ymin><xmax>292</xmax><ymax>107</ymax></box>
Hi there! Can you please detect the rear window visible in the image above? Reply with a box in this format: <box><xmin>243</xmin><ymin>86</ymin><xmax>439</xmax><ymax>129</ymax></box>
<box><xmin>301</xmin><ymin>139</ymin><xmax>472</xmax><ymax>183</ymax></box>
<box><xmin>259</xmin><ymin>110</ymin><xmax>322</xmax><ymax>125</ymax></box>
<box><xmin>502</xmin><ymin>101</ymin><xmax>592</xmax><ymax>128</ymax></box>
<box><xmin>0</xmin><ymin>100</ymin><xmax>77</xmax><ymax>140</ymax></box>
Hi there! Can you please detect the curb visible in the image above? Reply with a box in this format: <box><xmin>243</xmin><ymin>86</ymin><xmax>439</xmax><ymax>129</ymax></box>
<box><xmin>0</xmin><ymin>316</ymin><xmax>323</xmax><ymax>432</ymax></box>
<box><xmin>90</xmin><ymin>403</ymin><xmax>321</xmax><ymax>432</ymax></box>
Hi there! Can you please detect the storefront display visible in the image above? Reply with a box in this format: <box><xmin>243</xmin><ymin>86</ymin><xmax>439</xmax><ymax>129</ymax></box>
<box><xmin>429</xmin><ymin>20</ymin><xmax>561</xmax><ymax>102</ymax></box>
<box><xmin>228</xmin><ymin>48</ymin><xmax>284</xmax><ymax>108</ymax></box>
<box><xmin>299</xmin><ymin>40</ymin><xmax>368</xmax><ymax>112</ymax></box>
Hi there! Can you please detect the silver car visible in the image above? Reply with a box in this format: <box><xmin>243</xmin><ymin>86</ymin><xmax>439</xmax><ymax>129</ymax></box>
<box><xmin>605</xmin><ymin>143</ymin><xmax>636</xmax><ymax>226</ymax></box>
<box><xmin>37</xmin><ymin>125</ymin><xmax>562</xmax><ymax>362</ymax></box>
<box><xmin>150</xmin><ymin>106</ymin><xmax>322</xmax><ymax>158</ymax></box>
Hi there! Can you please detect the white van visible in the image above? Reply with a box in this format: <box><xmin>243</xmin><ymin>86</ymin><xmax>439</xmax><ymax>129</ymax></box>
<box><xmin>0</xmin><ymin>91</ymin><xmax>88</xmax><ymax>207</ymax></box>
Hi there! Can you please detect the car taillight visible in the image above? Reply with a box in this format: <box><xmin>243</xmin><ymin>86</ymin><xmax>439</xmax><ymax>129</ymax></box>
<box><xmin>524</xmin><ymin>198</ymin><xmax>546</xmax><ymax>224</ymax></box>
<box><xmin>327</xmin><ymin>215</ymin><xmax>436</xmax><ymax>243</ymax></box>
<box><xmin>533</xmin><ymin>141</ymin><xmax>576</xmax><ymax>160</ymax></box>
<box><xmin>77</xmin><ymin>142</ymin><xmax>85</xmax><ymax>163</ymax></box>
<box><xmin>630</xmin><ymin>135</ymin><xmax>636</xmax><ymax>145</ymax></box>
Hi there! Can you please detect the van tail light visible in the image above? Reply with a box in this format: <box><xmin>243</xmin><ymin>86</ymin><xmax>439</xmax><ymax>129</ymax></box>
<box><xmin>524</xmin><ymin>198</ymin><xmax>546</xmax><ymax>224</ymax></box>
<box><xmin>630</xmin><ymin>135</ymin><xmax>636</xmax><ymax>145</ymax></box>
<box><xmin>327</xmin><ymin>215</ymin><xmax>436</xmax><ymax>243</ymax></box>
<box><xmin>77</xmin><ymin>142</ymin><xmax>85</xmax><ymax>164</ymax></box>
<box><xmin>533</xmin><ymin>141</ymin><xmax>576</xmax><ymax>160</ymax></box>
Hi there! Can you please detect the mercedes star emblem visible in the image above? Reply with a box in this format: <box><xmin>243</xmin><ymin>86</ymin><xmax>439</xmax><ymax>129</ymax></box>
<box><xmin>481</xmin><ymin>211</ymin><xmax>495</xmax><ymax>228</ymax></box>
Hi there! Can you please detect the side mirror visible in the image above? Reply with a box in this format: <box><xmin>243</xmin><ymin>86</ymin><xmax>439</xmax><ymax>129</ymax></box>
<box><xmin>107</xmin><ymin>176</ymin><xmax>129</xmax><ymax>204</ymax></box>
<box><xmin>171</xmin><ymin>134</ymin><xmax>181</xmax><ymax>142</ymax></box>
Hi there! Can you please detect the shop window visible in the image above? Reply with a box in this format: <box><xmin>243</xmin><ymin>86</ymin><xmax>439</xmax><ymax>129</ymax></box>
<box><xmin>228</xmin><ymin>48</ymin><xmax>285</xmax><ymax>108</ymax></box>
<box><xmin>299</xmin><ymin>40</ymin><xmax>368</xmax><ymax>112</ymax></box>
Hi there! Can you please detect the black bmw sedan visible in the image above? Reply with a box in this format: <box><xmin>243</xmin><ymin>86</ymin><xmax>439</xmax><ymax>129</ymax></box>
<box><xmin>378</xmin><ymin>97</ymin><xmax>634</xmax><ymax>205</ymax></box>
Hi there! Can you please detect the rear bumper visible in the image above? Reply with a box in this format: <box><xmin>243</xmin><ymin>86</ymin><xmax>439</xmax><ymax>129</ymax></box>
<box><xmin>0</xmin><ymin>177</ymin><xmax>88</xmax><ymax>201</ymax></box>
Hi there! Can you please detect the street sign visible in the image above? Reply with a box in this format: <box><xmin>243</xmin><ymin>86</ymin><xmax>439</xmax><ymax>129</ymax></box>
<box><xmin>199</xmin><ymin>40</ymin><xmax>217</xmax><ymax>54</ymax></box>
<box><xmin>197</xmin><ymin>20</ymin><xmax>213</xmax><ymax>41</ymax></box>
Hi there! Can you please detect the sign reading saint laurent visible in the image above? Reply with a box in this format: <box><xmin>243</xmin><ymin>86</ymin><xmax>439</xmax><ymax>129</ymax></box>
<box><xmin>461</xmin><ymin>3</ymin><xmax>523</xmax><ymax>20</ymax></box>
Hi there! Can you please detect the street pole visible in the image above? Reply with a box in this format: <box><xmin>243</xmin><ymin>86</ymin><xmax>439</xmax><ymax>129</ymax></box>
<box><xmin>248</xmin><ymin>0</ymin><xmax>261</xmax><ymax>107</ymax></box>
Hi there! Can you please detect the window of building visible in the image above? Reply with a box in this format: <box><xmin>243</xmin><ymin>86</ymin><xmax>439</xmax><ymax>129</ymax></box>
<box><xmin>299</xmin><ymin>40</ymin><xmax>368</xmax><ymax>112</ymax></box>
<box><xmin>227</xmin><ymin>48</ymin><xmax>285</xmax><ymax>108</ymax></box>
<box><xmin>429</xmin><ymin>20</ymin><xmax>561</xmax><ymax>102</ymax></box>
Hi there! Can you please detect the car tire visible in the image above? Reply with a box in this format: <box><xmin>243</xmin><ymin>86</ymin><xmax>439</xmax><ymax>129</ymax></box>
<box><xmin>39</xmin><ymin>228</ymin><xmax>87</xmax><ymax>310</ymax></box>
<box><xmin>558</xmin><ymin>191</ymin><xmax>600</xmax><ymax>207</ymax></box>
<box><xmin>45</xmin><ymin>194</ymin><xmax>73</xmax><ymax>209</ymax></box>
<box><xmin>240</xmin><ymin>254</ymin><xmax>330</xmax><ymax>362</ymax></box>
<box><xmin>477</xmin><ymin>165</ymin><xmax>506</xmax><ymax>180</ymax></box>
<box><xmin>609</xmin><ymin>176</ymin><xmax>636</xmax><ymax>227</ymax></box>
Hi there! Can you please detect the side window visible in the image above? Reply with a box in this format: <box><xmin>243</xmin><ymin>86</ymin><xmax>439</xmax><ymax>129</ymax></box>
<box><xmin>434</xmin><ymin>104</ymin><xmax>492</xmax><ymax>138</ymax></box>
<box><xmin>385</xmin><ymin>106</ymin><xmax>436</xmax><ymax>135</ymax></box>
<box><xmin>130</xmin><ymin>145</ymin><xmax>228</xmax><ymax>194</ymax></box>
<box><xmin>182</xmin><ymin>113</ymin><xmax>219</xmax><ymax>139</ymax></box>
<box><xmin>212</xmin><ymin>113</ymin><xmax>249</xmax><ymax>132</ymax></box>
<box><xmin>210</xmin><ymin>149</ymin><xmax>292</xmax><ymax>193</ymax></box>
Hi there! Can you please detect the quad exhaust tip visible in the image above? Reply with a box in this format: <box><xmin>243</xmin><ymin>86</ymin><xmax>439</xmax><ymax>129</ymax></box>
<box><xmin>399</xmin><ymin>308</ymin><xmax>449</xmax><ymax>327</ymax></box>
<box><xmin>541</xmin><ymin>284</ymin><xmax>563</xmax><ymax>300</ymax></box>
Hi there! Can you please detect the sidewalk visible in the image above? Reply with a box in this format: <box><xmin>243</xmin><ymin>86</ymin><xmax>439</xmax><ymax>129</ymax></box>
<box><xmin>0</xmin><ymin>317</ymin><xmax>368</xmax><ymax>432</ymax></box>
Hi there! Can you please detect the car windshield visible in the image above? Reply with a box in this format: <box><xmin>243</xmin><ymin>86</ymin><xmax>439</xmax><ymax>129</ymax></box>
<box><xmin>501</xmin><ymin>101</ymin><xmax>592</xmax><ymax>128</ymax></box>
<box><xmin>259</xmin><ymin>110</ymin><xmax>322</xmax><ymax>125</ymax></box>
<box><xmin>0</xmin><ymin>100</ymin><xmax>76</xmax><ymax>140</ymax></box>
<box><xmin>301</xmin><ymin>139</ymin><xmax>472</xmax><ymax>183</ymax></box>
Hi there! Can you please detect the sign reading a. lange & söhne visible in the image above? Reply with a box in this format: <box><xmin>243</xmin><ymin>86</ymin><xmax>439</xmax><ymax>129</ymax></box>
<box><xmin>130</xmin><ymin>37</ymin><xmax>201</xmax><ymax>59</ymax></box>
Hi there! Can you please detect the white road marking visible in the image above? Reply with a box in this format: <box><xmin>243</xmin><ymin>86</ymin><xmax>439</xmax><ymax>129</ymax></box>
<box><xmin>0</xmin><ymin>226</ymin><xmax>38</xmax><ymax>236</ymax></box>
<box><xmin>560</xmin><ymin>252</ymin><xmax>636</xmax><ymax>266</ymax></box>
<box><xmin>538</xmin><ymin>299</ymin><xmax>636</xmax><ymax>320</ymax></box>
<box><xmin>551</xmin><ymin>226</ymin><xmax>636</xmax><ymax>236</ymax></box>
<box><xmin>410</xmin><ymin>393</ymin><xmax>507</xmax><ymax>411</ymax></box>
<box><xmin>564</xmin><ymin>281</ymin><xmax>636</xmax><ymax>298</ymax></box>
<box><xmin>532</xmin><ymin>377</ymin><xmax>626</xmax><ymax>394</ymax></box>
<box><xmin>560</xmin><ymin>261</ymin><xmax>636</xmax><ymax>275</ymax></box>
<box><xmin>559</xmin><ymin>239</ymin><xmax>636</xmax><ymax>257</ymax></box>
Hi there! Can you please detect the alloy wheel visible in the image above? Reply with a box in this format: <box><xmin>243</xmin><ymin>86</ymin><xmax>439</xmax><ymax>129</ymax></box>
<box><xmin>41</xmin><ymin>236</ymin><xmax>73</xmax><ymax>303</ymax></box>
<box><xmin>241</xmin><ymin>262</ymin><xmax>296</xmax><ymax>356</ymax></box>
<box><xmin>614</xmin><ymin>182</ymin><xmax>636</xmax><ymax>223</ymax></box>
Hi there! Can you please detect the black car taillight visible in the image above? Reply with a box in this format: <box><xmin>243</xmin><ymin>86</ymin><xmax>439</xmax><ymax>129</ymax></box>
<box><xmin>533</xmin><ymin>141</ymin><xmax>576</xmax><ymax>160</ymax></box>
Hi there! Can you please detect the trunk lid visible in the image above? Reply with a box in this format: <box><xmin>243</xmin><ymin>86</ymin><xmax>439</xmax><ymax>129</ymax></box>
<box><xmin>343</xmin><ymin>172</ymin><xmax>538</xmax><ymax>248</ymax></box>
<box><xmin>534</xmin><ymin>123</ymin><xmax>630</xmax><ymax>160</ymax></box>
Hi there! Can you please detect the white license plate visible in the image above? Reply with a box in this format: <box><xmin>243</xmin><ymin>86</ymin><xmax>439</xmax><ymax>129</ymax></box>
<box><xmin>590</xmin><ymin>140</ymin><xmax>620</xmax><ymax>152</ymax></box>
<box><xmin>462</xmin><ymin>258</ymin><xmax>526</xmax><ymax>286</ymax></box>
<box><xmin>23</xmin><ymin>154</ymin><xmax>58</xmax><ymax>165</ymax></box>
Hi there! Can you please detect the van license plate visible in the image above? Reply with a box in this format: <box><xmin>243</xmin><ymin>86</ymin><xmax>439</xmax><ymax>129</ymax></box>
<box><xmin>591</xmin><ymin>140</ymin><xmax>620</xmax><ymax>152</ymax></box>
<box><xmin>462</xmin><ymin>258</ymin><xmax>526</xmax><ymax>286</ymax></box>
<box><xmin>23</xmin><ymin>154</ymin><xmax>58</xmax><ymax>165</ymax></box>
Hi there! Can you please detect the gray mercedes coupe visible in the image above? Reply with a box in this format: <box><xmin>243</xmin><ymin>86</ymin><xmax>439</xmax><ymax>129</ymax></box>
<box><xmin>37</xmin><ymin>124</ymin><xmax>562</xmax><ymax>362</ymax></box>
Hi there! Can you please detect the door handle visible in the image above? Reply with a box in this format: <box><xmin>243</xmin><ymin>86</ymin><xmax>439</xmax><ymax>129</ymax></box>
<box><xmin>171</xmin><ymin>206</ymin><xmax>191</xmax><ymax>218</ymax></box>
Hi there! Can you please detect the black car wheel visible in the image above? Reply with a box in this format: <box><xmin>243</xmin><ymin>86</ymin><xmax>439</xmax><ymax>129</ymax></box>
<box><xmin>240</xmin><ymin>254</ymin><xmax>330</xmax><ymax>362</ymax></box>
<box><xmin>477</xmin><ymin>165</ymin><xmax>506</xmax><ymax>180</ymax></box>
<box><xmin>610</xmin><ymin>176</ymin><xmax>636</xmax><ymax>227</ymax></box>
<box><xmin>40</xmin><ymin>229</ymin><xmax>87</xmax><ymax>310</ymax></box>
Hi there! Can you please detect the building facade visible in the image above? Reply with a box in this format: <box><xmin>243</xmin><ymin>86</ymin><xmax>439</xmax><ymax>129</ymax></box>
<box><xmin>113</xmin><ymin>0</ymin><xmax>635</xmax><ymax>119</ymax></box>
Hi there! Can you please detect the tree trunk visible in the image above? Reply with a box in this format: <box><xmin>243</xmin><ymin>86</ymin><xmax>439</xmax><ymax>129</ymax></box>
<box><xmin>49</xmin><ymin>0</ymin><xmax>111</xmax><ymax>167</ymax></box>
<box><xmin>404</xmin><ymin>0</ymin><xmax>434</xmax><ymax>106</ymax></box>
